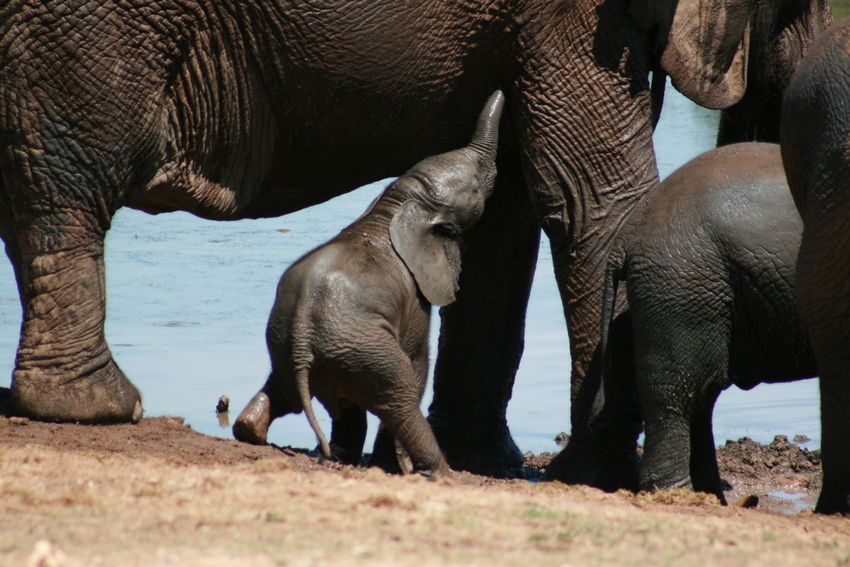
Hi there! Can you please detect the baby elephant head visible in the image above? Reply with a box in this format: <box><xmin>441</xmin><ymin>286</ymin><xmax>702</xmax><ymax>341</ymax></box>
<box><xmin>389</xmin><ymin>90</ymin><xmax>504</xmax><ymax>307</ymax></box>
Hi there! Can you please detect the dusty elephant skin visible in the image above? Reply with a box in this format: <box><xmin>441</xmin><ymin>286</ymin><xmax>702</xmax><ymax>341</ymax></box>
<box><xmin>781</xmin><ymin>17</ymin><xmax>850</xmax><ymax>515</ymax></box>
<box><xmin>597</xmin><ymin>143</ymin><xmax>817</xmax><ymax>505</ymax></box>
<box><xmin>0</xmin><ymin>0</ymin><xmax>831</xmax><ymax>488</ymax></box>
<box><xmin>232</xmin><ymin>92</ymin><xmax>504</xmax><ymax>478</ymax></box>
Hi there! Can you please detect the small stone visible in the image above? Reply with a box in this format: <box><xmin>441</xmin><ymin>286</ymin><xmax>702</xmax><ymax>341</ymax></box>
<box><xmin>554</xmin><ymin>432</ymin><xmax>570</xmax><ymax>447</ymax></box>
<box><xmin>736</xmin><ymin>495</ymin><xmax>759</xmax><ymax>508</ymax></box>
<box><xmin>216</xmin><ymin>395</ymin><xmax>230</xmax><ymax>413</ymax></box>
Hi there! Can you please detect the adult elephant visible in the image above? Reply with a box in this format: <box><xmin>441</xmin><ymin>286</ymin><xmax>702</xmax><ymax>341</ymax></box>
<box><xmin>781</xmin><ymin>16</ymin><xmax>850</xmax><ymax>515</ymax></box>
<box><xmin>0</xmin><ymin>0</ymin><xmax>829</xmax><ymax>488</ymax></box>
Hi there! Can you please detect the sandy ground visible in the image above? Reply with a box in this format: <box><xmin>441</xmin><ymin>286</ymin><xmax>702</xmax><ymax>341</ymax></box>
<box><xmin>1</xmin><ymin>415</ymin><xmax>848</xmax><ymax>567</ymax></box>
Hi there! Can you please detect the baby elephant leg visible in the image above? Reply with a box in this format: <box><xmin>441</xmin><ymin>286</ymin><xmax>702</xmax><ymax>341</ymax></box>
<box><xmin>329</xmin><ymin>403</ymin><xmax>368</xmax><ymax>465</ymax></box>
<box><xmin>359</xmin><ymin>347</ymin><xmax>449</xmax><ymax>478</ymax></box>
<box><xmin>233</xmin><ymin>373</ymin><xmax>293</xmax><ymax>444</ymax></box>
<box><xmin>386</xmin><ymin>408</ymin><xmax>450</xmax><ymax>478</ymax></box>
<box><xmin>368</xmin><ymin>422</ymin><xmax>405</xmax><ymax>474</ymax></box>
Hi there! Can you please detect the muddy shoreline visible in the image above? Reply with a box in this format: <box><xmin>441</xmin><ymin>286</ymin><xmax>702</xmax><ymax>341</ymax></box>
<box><xmin>0</xmin><ymin>414</ymin><xmax>822</xmax><ymax>514</ymax></box>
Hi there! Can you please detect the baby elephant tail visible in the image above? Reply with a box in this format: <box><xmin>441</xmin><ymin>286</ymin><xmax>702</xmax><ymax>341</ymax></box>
<box><xmin>296</xmin><ymin>366</ymin><xmax>332</xmax><ymax>461</ymax></box>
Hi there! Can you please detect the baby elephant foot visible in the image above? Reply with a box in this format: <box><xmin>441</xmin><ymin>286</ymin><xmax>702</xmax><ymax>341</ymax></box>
<box><xmin>233</xmin><ymin>392</ymin><xmax>273</xmax><ymax>444</ymax></box>
<box><xmin>416</xmin><ymin>460</ymin><xmax>451</xmax><ymax>481</ymax></box>
<box><xmin>368</xmin><ymin>427</ymin><xmax>406</xmax><ymax>474</ymax></box>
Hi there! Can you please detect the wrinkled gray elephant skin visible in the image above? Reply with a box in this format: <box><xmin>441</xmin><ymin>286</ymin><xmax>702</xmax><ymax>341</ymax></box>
<box><xmin>781</xmin><ymin>17</ymin><xmax>850</xmax><ymax>515</ymax></box>
<box><xmin>598</xmin><ymin>143</ymin><xmax>816</xmax><ymax>504</ymax></box>
<box><xmin>0</xmin><ymin>0</ymin><xmax>830</xmax><ymax>487</ymax></box>
<box><xmin>232</xmin><ymin>92</ymin><xmax>504</xmax><ymax>479</ymax></box>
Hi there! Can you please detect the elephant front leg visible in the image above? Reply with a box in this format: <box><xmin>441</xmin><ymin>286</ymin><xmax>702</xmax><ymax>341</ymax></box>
<box><xmin>543</xmin><ymin>301</ymin><xmax>642</xmax><ymax>492</ymax></box>
<box><xmin>428</xmin><ymin>152</ymin><xmax>539</xmax><ymax>477</ymax></box>
<box><xmin>816</xmin><ymin>372</ymin><xmax>850</xmax><ymax>515</ymax></box>
<box><xmin>10</xmin><ymin>227</ymin><xmax>142</xmax><ymax>423</ymax></box>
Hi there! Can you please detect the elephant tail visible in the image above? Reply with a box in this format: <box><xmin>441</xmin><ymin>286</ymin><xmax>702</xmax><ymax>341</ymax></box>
<box><xmin>590</xmin><ymin>260</ymin><xmax>621</xmax><ymax>425</ymax></box>
<box><xmin>295</xmin><ymin>364</ymin><xmax>332</xmax><ymax>461</ymax></box>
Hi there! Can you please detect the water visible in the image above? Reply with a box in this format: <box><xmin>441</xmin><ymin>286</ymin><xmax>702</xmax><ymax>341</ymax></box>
<box><xmin>0</xmin><ymin>83</ymin><xmax>820</xmax><ymax>454</ymax></box>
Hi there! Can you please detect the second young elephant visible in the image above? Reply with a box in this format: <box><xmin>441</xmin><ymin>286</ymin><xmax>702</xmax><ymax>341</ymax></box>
<box><xmin>597</xmin><ymin>143</ymin><xmax>817</xmax><ymax>503</ymax></box>
<box><xmin>232</xmin><ymin>92</ymin><xmax>504</xmax><ymax>477</ymax></box>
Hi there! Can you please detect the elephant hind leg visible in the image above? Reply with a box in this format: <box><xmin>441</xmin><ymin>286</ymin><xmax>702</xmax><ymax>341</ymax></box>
<box><xmin>329</xmin><ymin>402</ymin><xmax>368</xmax><ymax>465</ymax></box>
<box><xmin>381</xmin><ymin>407</ymin><xmax>449</xmax><ymax>479</ymax></box>
<box><xmin>9</xmin><ymin>220</ymin><xmax>142</xmax><ymax>423</ymax></box>
<box><xmin>640</xmin><ymin>410</ymin><xmax>693</xmax><ymax>493</ymax></box>
<box><xmin>367</xmin><ymin>422</ymin><xmax>405</xmax><ymax>474</ymax></box>
<box><xmin>360</xmin><ymin>347</ymin><xmax>448</xmax><ymax>478</ymax></box>
<box><xmin>233</xmin><ymin>373</ymin><xmax>295</xmax><ymax>445</ymax></box>
<box><xmin>688</xmin><ymin>397</ymin><xmax>726</xmax><ymax>505</ymax></box>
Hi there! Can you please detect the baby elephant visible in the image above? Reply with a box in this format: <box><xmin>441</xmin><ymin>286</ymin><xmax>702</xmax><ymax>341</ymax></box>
<box><xmin>597</xmin><ymin>142</ymin><xmax>817</xmax><ymax>503</ymax></box>
<box><xmin>233</xmin><ymin>91</ymin><xmax>505</xmax><ymax>478</ymax></box>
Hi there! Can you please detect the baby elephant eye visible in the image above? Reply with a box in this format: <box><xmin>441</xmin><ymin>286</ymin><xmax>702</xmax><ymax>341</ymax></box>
<box><xmin>433</xmin><ymin>223</ymin><xmax>459</xmax><ymax>238</ymax></box>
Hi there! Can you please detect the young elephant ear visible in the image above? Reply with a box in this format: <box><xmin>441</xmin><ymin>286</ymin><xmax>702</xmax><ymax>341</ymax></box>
<box><xmin>390</xmin><ymin>199</ymin><xmax>461</xmax><ymax>307</ymax></box>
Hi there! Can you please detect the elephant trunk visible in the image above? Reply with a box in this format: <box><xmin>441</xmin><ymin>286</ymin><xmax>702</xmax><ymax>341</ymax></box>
<box><xmin>466</xmin><ymin>90</ymin><xmax>505</xmax><ymax>194</ymax></box>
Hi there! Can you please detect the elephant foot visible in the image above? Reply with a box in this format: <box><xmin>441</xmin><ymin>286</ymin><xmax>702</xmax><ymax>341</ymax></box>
<box><xmin>428</xmin><ymin>414</ymin><xmax>524</xmax><ymax>478</ymax></box>
<box><xmin>329</xmin><ymin>443</ymin><xmax>365</xmax><ymax>466</ymax></box>
<box><xmin>543</xmin><ymin>433</ymin><xmax>640</xmax><ymax>492</ymax></box>
<box><xmin>11</xmin><ymin>358</ymin><xmax>143</xmax><ymax>424</ymax></box>
<box><xmin>415</xmin><ymin>461</ymin><xmax>451</xmax><ymax>481</ymax></box>
<box><xmin>367</xmin><ymin>451</ymin><xmax>405</xmax><ymax>475</ymax></box>
<box><xmin>815</xmin><ymin>488</ymin><xmax>850</xmax><ymax>515</ymax></box>
<box><xmin>233</xmin><ymin>392</ymin><xmax>273</xmax><ymax>444</ymax></box>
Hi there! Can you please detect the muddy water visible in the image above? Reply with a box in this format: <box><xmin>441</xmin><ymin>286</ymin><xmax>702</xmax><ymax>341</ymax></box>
<box><xmin>0</xmin><ymin>84</ymin><xmax>819</xmax><ymax>455</ymax></box>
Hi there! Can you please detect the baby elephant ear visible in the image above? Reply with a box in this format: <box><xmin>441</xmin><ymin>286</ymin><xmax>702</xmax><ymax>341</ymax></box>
<box><xmin>390</xmin><ymin>199</ymin><xmax>462</xmax><ymax>307</ymax></box>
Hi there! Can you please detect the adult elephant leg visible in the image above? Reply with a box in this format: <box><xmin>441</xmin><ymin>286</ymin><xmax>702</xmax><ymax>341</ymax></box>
<box><xmin>815</xmin><ymin>372</ymin><xmax>850</xmax><ymax>514</ymax></box>
<box><xmin>797</xmin><ymin>218</ymin><xmax>850</xmax><ymax>515</ymax></box>
<box><xmin>428</xmin><ymin>151</ymin><xmax>540</xmax><ymax>477</ymax></box>
<box><xmin>544</xmin><ymin>268</ymin><xmax>642</xmax><ymax>492</ymax></box>
<box><xmin>9</xmin><ymin>216</ymin><xmax>142</xmax><ymax>423</ymax></box>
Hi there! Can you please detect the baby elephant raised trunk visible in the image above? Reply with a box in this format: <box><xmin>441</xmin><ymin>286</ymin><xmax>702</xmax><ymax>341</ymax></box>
<box><xmin>389</xmin><ymin>90</ymin><xmax>504</xmax><ymax>307</ymax></box>
<box><xmin>466</xmin><ymin>89</ymin><xmax>504</xmax><ymax>194</ymax></box>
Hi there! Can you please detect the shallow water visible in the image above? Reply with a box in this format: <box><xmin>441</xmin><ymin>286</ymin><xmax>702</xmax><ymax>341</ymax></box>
<box><xmin>0</xmin><ymin>84</ymin><xmax>820</xmax><ymax>455</ymax></box>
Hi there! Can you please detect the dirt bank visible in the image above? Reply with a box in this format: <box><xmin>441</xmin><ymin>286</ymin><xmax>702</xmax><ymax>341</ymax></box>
<box><xmin>1</xmin><ymin>415</ymin><xmax>848</xmax><ymax>566</ymax></box>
